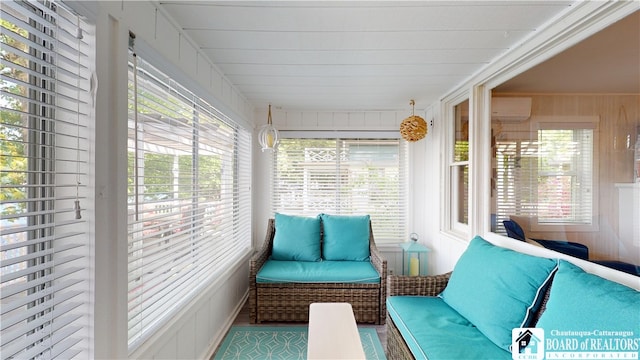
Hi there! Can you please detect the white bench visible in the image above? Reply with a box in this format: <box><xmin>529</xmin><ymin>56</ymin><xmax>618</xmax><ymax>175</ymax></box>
<box><xmin>307</xmin><ymin>302</ymin><xmax>366</xmax><ymax>360</ymax></box>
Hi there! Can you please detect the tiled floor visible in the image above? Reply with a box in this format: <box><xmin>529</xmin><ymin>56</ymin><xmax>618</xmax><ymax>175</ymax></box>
<box><xmin>213</xmin><ymin>299</ymin><xmax>387</xmax><ymax>357</ymax></box>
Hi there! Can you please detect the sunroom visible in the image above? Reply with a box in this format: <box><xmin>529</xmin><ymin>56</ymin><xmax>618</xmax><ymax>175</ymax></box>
<box><xmin>0</xmin><ymin>1</ymin><xmax>638</xmax><ymax>359</ymax></box>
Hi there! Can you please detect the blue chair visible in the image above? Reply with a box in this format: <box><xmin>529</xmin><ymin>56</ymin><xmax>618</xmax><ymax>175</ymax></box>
<box><xmin>503</xmin><ymin>219</ymin><xmax>526</xmax><ymax>241</ymax></box>
<box><xmin>502</xmin><ymin>219</ymin><xmax>590</xmax><ymax>260</ymax></box>
<box><xmin>592</xmin><ymin>260</ymin><xmax>640</xmax><ymax>276</ymax></box>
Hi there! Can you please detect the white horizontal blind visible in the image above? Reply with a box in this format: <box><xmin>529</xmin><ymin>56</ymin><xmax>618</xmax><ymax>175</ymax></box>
<box><xmin>1</xmin><ymin>1</ymin><xmax>93</xmax><ymax>359</ymax></box>
<box><xmin>494</xmin><ymin>128</ymin><xmax>594</xmax><ymax>232</ymax></box>
<box><xmin>127</xmin><ymin>51</ymin><xmax>251</xmax><ymax>349</ymax></box>
<box><xmin>272</xmin><ymin>138</ymin><xmax>407</xmax><ymax>242</ymax></box>
<box><xmin>494</xmin><ymin>139</ymin><xmax>539</xmax><ymax>232</ymax></box>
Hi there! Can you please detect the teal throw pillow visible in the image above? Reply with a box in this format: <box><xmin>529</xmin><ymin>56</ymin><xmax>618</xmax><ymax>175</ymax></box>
<box><xmin>320</xmin><ymin>214</ymin><xmax>370</xmax><ymax>261</ymax></box>
<box><xmin>536</xmin><ymin>260</ymin><xmax>640</xmax><ymax>337</ymax></box>
<box><xmin>440</xmin><ymin>236</ymin><xmax>557</xmax><ymax>351</ymax></box>
<box><xmin>272</xmin><ymin>213</ymin><xmax>321</xmax><ymax>261</ymax></box>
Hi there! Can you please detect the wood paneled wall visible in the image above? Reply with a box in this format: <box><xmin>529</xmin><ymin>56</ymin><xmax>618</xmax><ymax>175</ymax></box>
<box><xmin>494</xmin><ymin>94</ymin><xmax>640</xmax><ymax>263</ymax></box>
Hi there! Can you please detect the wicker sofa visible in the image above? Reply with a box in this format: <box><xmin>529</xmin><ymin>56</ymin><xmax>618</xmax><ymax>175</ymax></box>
<box><xmin>387</xmin><ymin>272</ymin><xmax>452</xmax><ymax>359</ymax></box>
<box><xmin>249</xmin><ymin>216</ymin><xmax>387</xmax><ymax>324</ymax></box>
<box><xmin>386</xmin><ymin>236</ymin><xmax>640</xmax><ymax>359</ymax></box>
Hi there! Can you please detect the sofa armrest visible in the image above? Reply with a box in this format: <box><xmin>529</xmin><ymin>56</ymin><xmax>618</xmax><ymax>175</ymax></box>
<box><xmin>367</xmin><ymin>222</ymin><xmax>387</xmax><ymax>324</ymax></box>
<box><xmin>387</xmin><ymin>272</ymin><xmax>452</xmax><ymax>297</ymax></box>
<box><xmin>368</xmin><ymin>221</ymin><xmax>387</xmax><ymax>281</ymax></box>
<box><xmin>250</xmin><ymin>218</ymin><xmax>275</xmax><ymax>323</ymax></box>
<box><xmin>369</xmin><ymin>242</ymin><xmax>387</xmax><ymax>283</ymax></box>
<box><xmin>250</xmin><ymin>218</ymin><xmax>275</xmax><ymax>279</ymax></box>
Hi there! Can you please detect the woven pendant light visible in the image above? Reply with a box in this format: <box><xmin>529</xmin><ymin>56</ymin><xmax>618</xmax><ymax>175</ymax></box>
<box><xmin>400</xmin><ymin>100</ymin><xmax>427</xmax><ymax>142</ymax></box>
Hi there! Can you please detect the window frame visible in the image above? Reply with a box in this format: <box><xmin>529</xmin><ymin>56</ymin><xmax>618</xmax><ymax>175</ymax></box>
<box><xmin>442</xmin><ymin>93</ymin><xmax>472</xmax><ymax>239</ymax></box>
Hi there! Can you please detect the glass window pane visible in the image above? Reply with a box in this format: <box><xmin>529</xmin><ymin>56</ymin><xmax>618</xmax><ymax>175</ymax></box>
<box><xmin>454</xmin><ymin>100</ymin><xmax>469</xmax><ymax>162</ymax></box>
<box><xmin>453</xmin><ymin>164</ymin><xmax>469</xmax><ymax>225</ymax></box>
<box><xmin>272</xmin><ymin>138</ymin><xmax>407</xmax><ymax>242</ymax></box>
<box><xmin>492</xmin><ymin>122</ymin><xmax>593</xmax><ymax>230</ymax></box>
<box><xmin>450</xmin><ymin>99</ymin><xmax>470</xmax><ymax>229</ymax></box>
<box><xmin>537</xmin><ymin>129</ymin><xmax>593</xmax><ymax>224</ymax></box>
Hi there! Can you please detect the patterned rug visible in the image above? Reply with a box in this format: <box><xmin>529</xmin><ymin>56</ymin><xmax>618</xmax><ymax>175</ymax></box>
<box><xmin>213</xmin><ymin>325</ymin><xmax>386</xmax><ymax>360</ymax></box>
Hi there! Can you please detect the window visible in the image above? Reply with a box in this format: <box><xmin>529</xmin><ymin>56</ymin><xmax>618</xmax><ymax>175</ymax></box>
<box><xmin>447</xmin><ymin>99</ymin><xmax>470</xmax><ymax>234</ymax></box>
<box><xmin>1</xmin><ymin>1</ymin><xmax>93</xmax><ymax>358</ymax></box>
<box><xmin>493</xmin><ymin>119</ymin><xmax>597</xmax><ymax>232</ymax></box>
<box><xmin>537</xmin><ymin>128</ymin><xmax>594</xmax><ymax>223</ymax></box>
<box><xmin>127</xmin><ymin>51</ymin><xmax>251</xmax><ymax>349</ymax></box>
<box><xmin>272</xmin><ymin>138</ymin><xmax>407</xmax><ymax>242</ymax></box>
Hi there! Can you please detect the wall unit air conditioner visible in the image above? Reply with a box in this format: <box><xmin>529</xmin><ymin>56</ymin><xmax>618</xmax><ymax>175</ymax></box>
<box><xmin>491</xmin><ymin>97</ymin><xmax>532</xmax><ymax>122</ymax></box>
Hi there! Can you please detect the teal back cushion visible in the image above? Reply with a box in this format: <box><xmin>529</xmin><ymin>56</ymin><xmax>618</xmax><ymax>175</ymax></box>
<box><xmin>272</xmin><ymin>213</ymin><xmax>321</xmax><ymax>261</ymax></box>
<box><xmin>440</xmin><ymin>236</ymin><xmax>557</xmax><ymax>351</ymax></box>
<box><xmin>320</xmin><ymin>214</ymin><xmax>370</xmax><ymax>261</ymax></box>
<box><xmin>536</xmin><ymin>260</ymin><xmax>640</xmax><ymax>336</ymax></box>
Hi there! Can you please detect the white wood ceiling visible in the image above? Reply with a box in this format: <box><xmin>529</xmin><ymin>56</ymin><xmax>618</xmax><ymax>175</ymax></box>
<box><xmin>159</xmin><ymin>1</ymin><xmax>577</xmax><ymax>111</ymax></box>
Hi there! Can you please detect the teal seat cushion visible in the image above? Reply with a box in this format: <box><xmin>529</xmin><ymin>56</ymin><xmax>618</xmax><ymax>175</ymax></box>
<box><xmin>256</xmin><ymin>260</ymin><xmax>380</xmax><ymax>284</ymax></box>
<box><xmin>272</xmin><ymin>213</ymin><xmax>321</xmax><ymax>261</ymax></box>
<box><xmin>387</xmin><ymin>296</ymin><xmax>510</xmax><ymax>359</ymax></box>
<box><xmin>320</xmin><ymin>214</ymin><xmax>370</xmax><ymax>261</ymax></box>
<box><xmin>536</xmin><ymin>260</ymin><xmax>640</xmax><ymax>338</ymax></box>
<box><xmin>439</xmin><ymin>236</ymin><xmax>557</xmax><ymax>351</ymax></box>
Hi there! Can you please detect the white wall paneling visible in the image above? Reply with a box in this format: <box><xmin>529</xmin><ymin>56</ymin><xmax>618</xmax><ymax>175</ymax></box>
<box><xmin>135</xmin><ymin>255</ymin><xmax>251</xmax><ymax>360</ymax></box>
<box><xmin>379</xmin><ymin>247</ymin><xmax>403</xmax><ymax>276</ymax></box>
<box><xmin>118</xmin><ymin>1</ymin><xmax>254</xmax><ymax>123</ymax></box>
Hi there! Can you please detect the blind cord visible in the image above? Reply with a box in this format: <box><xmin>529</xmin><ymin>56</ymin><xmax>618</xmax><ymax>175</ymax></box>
<box><xmin>75</xmin><ymin>21</ymin><xmax>83</xmax><ymax>219</ymax></box>
<box><xmin>132</xmin><ymin>42</ymin><xmax>140</xmax><ymax>221</ymax></box>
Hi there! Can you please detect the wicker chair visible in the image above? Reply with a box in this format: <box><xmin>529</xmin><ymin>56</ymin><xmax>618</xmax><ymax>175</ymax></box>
<box><xmin>249</xmin><ymin>218</ymin><xmax>387</xmax><ymax>324</ymax></box>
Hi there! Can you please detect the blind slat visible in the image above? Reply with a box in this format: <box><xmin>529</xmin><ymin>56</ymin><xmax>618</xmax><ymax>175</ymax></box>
<box><xmin>1</xmin><ymin>302</ymin><xmax>83</xmax><ymax>349</ymax></box>
<box><xmin>0</xmin><ymin>266</ymin><xmax>83</xmax><ymax>300</ymax></box>
<box><xmin>1</xmin><ymin>278</ymin><xmax>83</xmax><ymax>315</ymax></box>
<box><xmin>1</xmin><ymin>254</ymin><xmax>83</xmax><ymax>284</ymax></box>
<box><xmin>1</xmin><ymin>289</ymin><xmax>83</xmax><ymax>330</ymax></box>
<box><xmin>2</xmin><ymin>313</ymin><xmax>83</xmax><ymax>359</ymax></box>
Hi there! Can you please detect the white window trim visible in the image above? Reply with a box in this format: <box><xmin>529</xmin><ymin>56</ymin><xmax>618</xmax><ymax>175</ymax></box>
<box><xmin>441</xmin><ymin>91</ymin><xmax>472</xmax><ymax>240</ymax></box>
